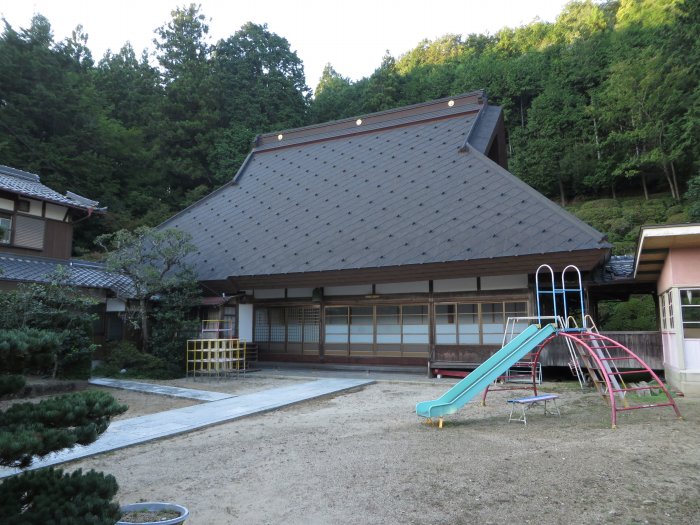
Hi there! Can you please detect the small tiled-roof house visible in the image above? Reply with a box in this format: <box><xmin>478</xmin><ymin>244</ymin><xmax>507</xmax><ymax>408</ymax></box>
<box><xmin>0</xmin><ymin>165</ymin><xmax>131</xmax><ymax>342</ymax></box>
<box><xmin>163</xmin><ymin>91</ymin><xmax>611</xmax><ymax>368</ymax></box>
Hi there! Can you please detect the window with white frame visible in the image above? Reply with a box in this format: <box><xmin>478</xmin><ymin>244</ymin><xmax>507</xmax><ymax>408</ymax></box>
<box><xmin>680</xmin><ymin>289</ymin><xmax>700</xmax><ymax>338</ymax></box>
<box><xmin>660</xmin><ymin>292</ymin><xmax>668</xmax><ymax>330</ymax></box>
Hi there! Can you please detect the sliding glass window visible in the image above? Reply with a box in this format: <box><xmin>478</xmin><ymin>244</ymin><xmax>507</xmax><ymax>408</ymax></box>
<box><xmin>681</xmin><ymin>289</ymin><xmax>700</xmax><ymax>338</ymax></box>
<box><xmin>434</xmin><ymin>301</ymin><xmax>528</xmax><ymax>345</ymax></box>
<box><xmin>376</xmin><ymin>306</ymin><xmax>401</xmax><ymax>344</ymax></box>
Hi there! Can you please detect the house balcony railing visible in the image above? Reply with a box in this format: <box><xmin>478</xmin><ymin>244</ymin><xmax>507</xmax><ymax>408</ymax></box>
<box><xmin>430</xmin><ymin>331</ymin><xmax>663</xmax><ymax>371</ymax></box>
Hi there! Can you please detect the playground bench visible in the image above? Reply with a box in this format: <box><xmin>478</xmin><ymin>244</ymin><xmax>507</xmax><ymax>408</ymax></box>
<box><xmin>507</xmin><ymin>394</ymin><xmax>560</xmax><ymax>425</ymax></box>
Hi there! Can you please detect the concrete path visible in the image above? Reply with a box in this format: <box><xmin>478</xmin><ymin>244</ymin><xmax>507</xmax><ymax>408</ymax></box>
<box><xmin>89</xmin><ymin>377</ymin><xmax>235</xmax><ymax>401</ymax></box>
<box><xmin>0</xmin><ymin>378</ymin><xmax>373</xmax><ymax>479</ymax></box>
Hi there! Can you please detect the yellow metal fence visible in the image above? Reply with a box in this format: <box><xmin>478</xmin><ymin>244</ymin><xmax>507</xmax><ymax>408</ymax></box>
<box><xmin>186</xmin><ymin>338</ymin><xmax>247</xmax><ymax>378</ymax></box>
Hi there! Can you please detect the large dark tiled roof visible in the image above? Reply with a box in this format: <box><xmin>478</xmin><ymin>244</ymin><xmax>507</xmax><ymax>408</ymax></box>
<box><xmin>162</xmin><ymin>92</ymin><xmax>609</xmax><ymax>284</ymax></box>
<box><xmin>0</xmin><ymin>254</ymin><xmax>134</xmax><ymax>296</ymax></box>
<box><xmin>0</xmin><ymin>165</ymin><xmax>105</xmax><ymax>212</ymax></box>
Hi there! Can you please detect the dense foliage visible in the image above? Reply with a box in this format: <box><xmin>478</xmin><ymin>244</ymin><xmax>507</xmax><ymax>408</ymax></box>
<box><xmin>0</xmin><ymin>389</ymin><xmax>125</xmax><ymax>523</ymax></box>
<box><xmin>0</xmin><ymin>468</ymin><xmax>121</xmax><ymax>525</ymax></box>
<box><xmin>313</xmin><ymin>0</ymin><xmax>700</xmax><ymax>211</ymax></box>
<box><xmin>0</xmin><ymin>5</ymin><xmax>310</xmax><ymax>253</ymax></box>
<box><xmin>0</xmin><ymin>268</ymin><xmax>98</xmax><ymax>378</ymax></box>
<box><xmin>92</xmin><ymin>341</ymin><xmax>181</xmax><ymax>379</ymax></box>
<box><xmin>95</xmin><ymin>226</ymin><xmax>200</xmax><ymax>358</ymax></box>
<box><xmin>598</xmin><ymin>295</ymin><xmax>657</xmax><ymax>331</ymax></box>
<box><xmin>0</xmin><ymin>374</ymin><xmax>25</xmax><ymax>396</ymax></box>
<box><xmin>0</xmin><ymin>390</ymin><xmax>126</xmax><ymax>468</ymax></box>
<box><xmin>0</xmin><ymin>1</ymin><xmax>699</xmax><ymax>255</ymax></box>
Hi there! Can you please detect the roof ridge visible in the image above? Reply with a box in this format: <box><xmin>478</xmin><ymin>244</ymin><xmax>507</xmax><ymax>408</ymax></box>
<box><xmin>0</xmin><ymin>164</ymin><xmax>40</xmax><ymax>182</ymax></box>
<box><xmin>255</xmin><ymin>91</ymin><xmax>485</xmax><ymax>151</ymax></box>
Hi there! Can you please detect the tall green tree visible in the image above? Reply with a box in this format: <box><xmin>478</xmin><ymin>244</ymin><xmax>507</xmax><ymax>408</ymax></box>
<box><xmin>94</xmin><ymin>44</ymin><xmax>167</xmax><ymax>230</ymax></box>
<box><xmin>0</xmin><ymin>267</ymin><xmax>98</xmax><ymax>378</ymax></box>
<box><xmin>153</xmin><ymin>3</ymin><xmax>218</xmax><ymax>204</ymax></box>
<box><xmin>209</xmin><ymin>22</ymin><xmax>310</xmax><ymax>183</ymax></box>
<box><xmin>0</xmin><ymin>15</ymin><xmax>139</xmax><ymax>249</ymax></box>
<box><xmin>311</xmin><ymin>64</ymin><xmax>364</xmax><ymax>123</ymax></box>
<box><xmin>95</xmin><ymin>227</ymin><xmax>199</xmax><ymax>352</ymax></box>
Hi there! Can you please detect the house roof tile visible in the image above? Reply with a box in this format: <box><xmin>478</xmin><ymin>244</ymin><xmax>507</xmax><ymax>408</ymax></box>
<box><xmin>0</xmin><ymin>254</ymin><xmax>134</xmax><ymax>296</ymax></box>
<box><xmin>0</xmin><ymin>165</ymin><xmax>105</xmax><ymax>212</ymax></box>
<box><xmin>162</xmin><ymin>92</ymin><xmax>609</xmax><ymax>284</ymax></box>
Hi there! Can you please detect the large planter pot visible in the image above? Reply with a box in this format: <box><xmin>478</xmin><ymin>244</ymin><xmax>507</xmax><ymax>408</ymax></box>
<box><xmin>116</xmin><ymin>502</ymin><xmax>189</xmax><ymax>525</ymax></box>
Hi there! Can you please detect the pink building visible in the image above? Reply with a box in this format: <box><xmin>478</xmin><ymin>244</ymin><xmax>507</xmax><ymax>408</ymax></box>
<box><xmin>635</xmin><ymin>224</ymin><xmax>700</xmax><ymax>394</ymax></box>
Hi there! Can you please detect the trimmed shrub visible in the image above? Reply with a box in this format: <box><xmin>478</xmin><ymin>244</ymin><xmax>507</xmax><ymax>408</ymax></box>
<box><xmin>94</xmin><ymin>341</ymin><xmax>181</xmax><ymax>379</ymax></box>
<box><xmin>0</xmin><ymin>468</ymin><xmax>120</xmax><ymax>525</ymax></box>
<box><xmin>0</xmin><ymin>390</ymin><xmax>127</xmax><ymax>469</ymax></box>
<box><xmin>0</xmin><ymin>328</ymin><xmax>62</xmax><ymax>376</ymax></box>
<box><xmin>0</xmin><ymin>388</ymin><xmax>126</xmax><ymax>523</ymax></box>
<box><xmin>0</xmin><ymin>374</ymin><xmax>26</xmax><ymax>396</ymax></box>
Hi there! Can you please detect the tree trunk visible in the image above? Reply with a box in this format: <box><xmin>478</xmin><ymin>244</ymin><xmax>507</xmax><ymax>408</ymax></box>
<box><xmin>670</xmin><ymin>161</ymin><xmax>681</xmax><ymax>201</ymax></box>
<box><xmin>140</xmin><ymin>298</ymin><xmax>149</xmax><ymax>351</ymax></box>
<box><xmin>558</xmin><ymin>177</ymin><xmax>566</xmax><ymax>207</ymax></box>
<box><xmin>611</xmin><ymin>183</ymin><xmax>616</xmax><ymax>200</ymax></box>
<box><xmin>593</xmin><ymin>117</ymin><xmax>601</xmax><ymax>161</ymax></box>
<box><xmin>662</xmin><ymin>162</ymin><xmax>678</xmax><ymax>201</ymax></box>
<box><xmin>520</xmin><ymin>96</ymin><xmax>525</xmax><ymax>128</ymax></box>
<box><xmin>641</xmin><ymin>173</ymin><xmax>649</xmax><ymax>200</ymax></box>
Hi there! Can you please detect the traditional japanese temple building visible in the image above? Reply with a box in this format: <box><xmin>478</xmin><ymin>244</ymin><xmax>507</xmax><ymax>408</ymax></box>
<box><xmin>162</xmin><ymin>92</ymin><xmax>611</xmax><ymax>367</ymax></box>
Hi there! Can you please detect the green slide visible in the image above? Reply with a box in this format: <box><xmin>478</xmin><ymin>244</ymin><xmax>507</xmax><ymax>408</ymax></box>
<box><xmin>416</xmin><ymin>323</ymin><xmax>556</xmax><ymax>420</ymax></box>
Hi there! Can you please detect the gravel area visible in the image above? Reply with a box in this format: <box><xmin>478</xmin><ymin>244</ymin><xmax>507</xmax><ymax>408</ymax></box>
<box><xmin>62</xmin><ymin>377</ymin><xmax>700</xmax><ymax>525</ymax></box>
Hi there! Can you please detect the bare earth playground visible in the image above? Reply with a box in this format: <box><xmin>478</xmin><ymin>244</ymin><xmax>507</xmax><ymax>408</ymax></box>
<box><xmin>2</xmin><ymin>369</ymin><xmax>696</xmax><ymax>525</ymax></box>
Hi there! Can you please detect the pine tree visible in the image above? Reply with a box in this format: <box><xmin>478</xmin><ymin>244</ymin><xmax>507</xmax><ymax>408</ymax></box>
<box><xmin>0</xmin><ymin>389</ymin><xmax>127</xmax><ymax>523</ymax></box>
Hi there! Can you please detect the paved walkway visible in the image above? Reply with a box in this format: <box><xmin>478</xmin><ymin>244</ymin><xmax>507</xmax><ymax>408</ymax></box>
<box><xmin>0</xmin><ymin>377</ymin><xmax>373</xmax><ymax>478</ymax></box>
<box><xmin>89</xmin><ymin>377</ymin><xmax>235</xmax><ymax>401</ymax></box>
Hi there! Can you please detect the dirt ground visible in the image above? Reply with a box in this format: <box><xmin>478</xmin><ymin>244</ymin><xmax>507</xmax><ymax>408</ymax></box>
<box><xmin>62</xmin><ymin>375</ymin><xmax>699</xmax><ymax>525</ymax></box>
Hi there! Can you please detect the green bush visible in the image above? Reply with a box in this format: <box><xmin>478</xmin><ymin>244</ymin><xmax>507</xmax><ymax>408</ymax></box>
<box><xmin>93</xmin><ymin>341</ymin><xmax>181</xmax><ymax>379</ymax></box>
<box><xmin>666</xmin><ymin>204</ymin><xmax>685</xmax><ymax>216</ymax></box>
<box><xmin>0</xmin><ymin>374</ymin><xmax>26</xmax><ymax>396</ymax></box>
<box><xmin>0</xmin><ymin>270</ymin><xmax>97</xmax><ymax>379</ymax></box>
<box><xmin>666</xmin><ymin>211</ymin><xmax>689</xmax><ymax>224</ymax></box>
<box><xmin>684</xmin><ymin>175</ymin><xmax>700</xmax><ymax>221</ymax></box>
<box><xmin>0</xmin><ymin>389</ymin><xmax>126</xmax><ymax>524</ymax></box>
<box><xmin>579</xmin><ymin>198</ymin><xmax>618</xmax><ymax>210</ymax></box>
<box><xmin>0</xmin><ymin>328</ymin><xmax>62</xmax><ymax>375</ymax></box>
<box><xmin>569</xmin><ymin>194</ymin><xmax>695</xmax><ymax>254</ymax></box>
<box><xmin>608</xmin><ymin>217</ymin><xmax>631</xmax><ymax>235</ymax></box>
<box><xmin>0</xmin><ymin>468</ymin><xmax>121</xmax><ymax>525</ymax></box>
<box><xmin>0</xmin><ymin>390</ymin><xmax>127</xmax><ymax>469</ymax></box>
<box><xmin>57</xmin><ymin>346</ymin><xmax>93</xmax><ymax>380</ymax></box>
<box><xmin>598</xmin><ymin>295</ymin><xmax>657</xmax><ymax>331</ymax></box>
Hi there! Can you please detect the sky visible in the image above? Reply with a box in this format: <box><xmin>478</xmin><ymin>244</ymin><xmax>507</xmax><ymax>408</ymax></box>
<box><xmin>0</xmin><ymin>0</ymin><xmax>571</xmax><ymax>89</ymax></box>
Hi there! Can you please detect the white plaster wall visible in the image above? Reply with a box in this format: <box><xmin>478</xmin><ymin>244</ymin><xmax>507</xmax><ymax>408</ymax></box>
<box><xmin>27</xmin><ymin>199</ymin><xmax>42</xmax><ymax>216</ymax></box>
<box><xmin>45</xmin><ymin>203</ymin><xmax>67</xmax><ymax>221</ymax></box>
<box><xmin>662</xmin><ymin>331</ymin><xmax>679</xmax><ymax>368</ymax></box>
<box><xmin>254</xmin><ymin>288</ymin><xmax>285</xmax><ymax>299</ymax></box>
<box><xmin>106</xmin><ymin>298</ymin><xmax>126</xmax><ymax>312</ymax></box>
<box><xmin>433</xmin><ymin>277</ymin><xmax>478</xmax><ymax>293</ymax></box>
<box><xmin>684</xmin><ymin>339</ymin><xmax>700</xmax><ymax>369</ymax></box>
<box><xmin>287</xmin><ymin>288</ymin><xmax>313</xmax><ymax>298</ymax></box>
<box><xmin>324</xmin><ymin>284</ymin><xmax>372</xmax><ymax>296</ymax></box>
<box><xmin>375</xmin><ymin>281</ymin><xmax>429</xmax><ymax>294</ymax></box>
<box><xmin>481</xmin><ymin>274</ymin><xmax>528</xmax><ymax>290</ymax></box>
<box><xmin>238</xmin><ymin>304</ymin><xmax>253</xmax><ymax>342</ymax></box>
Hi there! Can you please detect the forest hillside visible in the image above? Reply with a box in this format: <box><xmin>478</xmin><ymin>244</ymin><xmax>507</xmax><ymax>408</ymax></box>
<box><xmin>0</xmin><ymin>0</ymin><xmax>699</xmax><ymax>255</ymax></box>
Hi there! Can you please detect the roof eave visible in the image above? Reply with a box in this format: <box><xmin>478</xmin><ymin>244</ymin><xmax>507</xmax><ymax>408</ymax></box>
<box><xmin>219</xmin><ymin>248</ymin><xmax>609</xmax><ymax>291</ymax></box>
